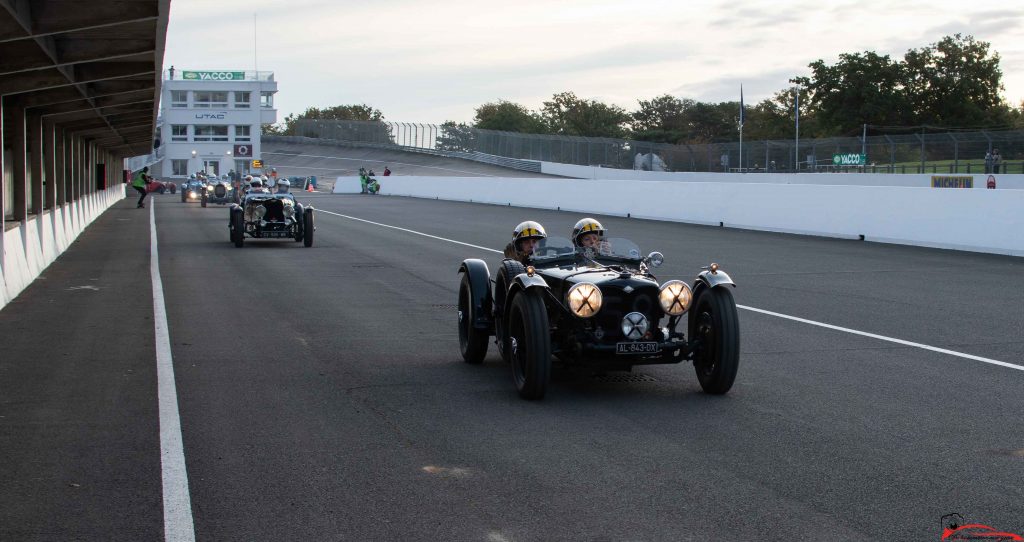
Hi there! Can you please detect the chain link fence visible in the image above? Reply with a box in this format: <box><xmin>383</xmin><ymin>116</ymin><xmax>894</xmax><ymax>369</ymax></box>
<box><xmin>292</xmin><ymin>119</ymin><xmax>1024</xmax><ymax>174</ymax></box>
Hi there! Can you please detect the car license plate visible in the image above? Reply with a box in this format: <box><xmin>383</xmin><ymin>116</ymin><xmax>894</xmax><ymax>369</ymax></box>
<box><xmin>616</xmin><ymin>341</ymin><xmax>661</xmax><ymax>354</ymax></box>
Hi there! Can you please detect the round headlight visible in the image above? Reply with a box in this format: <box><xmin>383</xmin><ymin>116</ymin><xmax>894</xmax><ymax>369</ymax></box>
<box><xmin>206</xmin><ymin>185</ymin><xmax>214</xmax><ymax>191</ymax></box>
<box><xmin>621</xmin><ymin>312</ymin><xmax>649</xmax><ymax>340</ymax></box>
<box><xmin>567</xmin><ymin>282</ymin><xmax>602</xmax><ymax>318</ymax></box>
<box><xmin>658</xmin><ymin>280</ymin><xmax>692</xmax><ymax>316</ymax></box>
<box><xmin>253</xmin><ymin>205</ymin><xmax>267</xmax><ymax>219</ymax></box>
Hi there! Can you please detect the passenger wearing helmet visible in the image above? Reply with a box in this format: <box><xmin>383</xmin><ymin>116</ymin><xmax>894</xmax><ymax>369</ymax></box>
<box><xmin>504</xmin><ymin>221</ymin><xmax>547</xmax><ymax>264</ymax></box>
<box><xmin>572</xmin><ymin>217</ymin><xmax>610</xmax><ymax>255</ymax></box>
<box><xmin>276</xmin><ymin>179</ymin><xmax>290</xmax><ymax>194</ymax></box>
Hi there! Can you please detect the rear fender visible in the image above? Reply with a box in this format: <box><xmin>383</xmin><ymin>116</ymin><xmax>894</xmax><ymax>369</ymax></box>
<box><xmin>458</xmin><ymin>259</ymin><xmax>493</xmax><ymax>330</ymax></box>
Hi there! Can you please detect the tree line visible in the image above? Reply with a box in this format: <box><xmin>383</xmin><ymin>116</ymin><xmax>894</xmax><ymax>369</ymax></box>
<box><xmin>266</xmin><ymin>34</ymin><xmax>1023</xmax><ymax>144</ymax></box>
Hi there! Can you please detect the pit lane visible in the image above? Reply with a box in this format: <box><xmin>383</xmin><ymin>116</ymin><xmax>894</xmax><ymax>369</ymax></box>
<box><xmin>3</xmin><ymin>189</ymin><xmax>1023</xmax><ymax>541</ymax></box>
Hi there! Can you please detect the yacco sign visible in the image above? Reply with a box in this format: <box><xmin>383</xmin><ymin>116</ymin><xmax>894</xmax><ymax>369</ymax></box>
<box><xmin>181</xmin><ymin>71</ymin><xmax>245</xmax><ymax>81</ymax></box>
<box><xmin>833</xmin><ymin>153</ymin><xmax>867</xmax><ymax>166</ymax></box>
<box><xmin>194</xmin><ymin>112</ymin><xmax>228</xmax><ymax>120</ymax></box>
<box><xmin>931</xmin><ymin>175</ymin><xmax>974</xmax><ymax>188</ymax></box>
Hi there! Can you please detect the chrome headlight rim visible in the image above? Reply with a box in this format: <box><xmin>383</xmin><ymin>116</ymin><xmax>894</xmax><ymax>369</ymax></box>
<box><xmin>566</xmin><ymin>282</ymin><xmax>602</xmax><ymax>319</ymax></box>
<box><xmin>621</xmin><ymin>312</ymin><xmax>650</xmax><ymax>340</ymax></box>
<box><xmin>253</xmin><ymin>204</ymin><xmax>267</xmax><ymax>219</ymax></box>
<box><xmin>658</xmin><ymin>280</ymin><xmax>693</xmax><ymax>316</ymax></box>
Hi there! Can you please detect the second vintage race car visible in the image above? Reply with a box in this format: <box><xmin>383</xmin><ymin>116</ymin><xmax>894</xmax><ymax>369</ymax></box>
<box><xmin>202</xmin><ymin>177</ymin><xmax>236</xmax><ymax>207</ymax></box>
<box><xmin>458</xmin><ymin>236</ymin><xmax>739</xmax><ymax>399</ymax></box>
<box><xmin>228</xmin><ymin>188</ymin><xmax>314</xmax><ymax>248</ymax></box>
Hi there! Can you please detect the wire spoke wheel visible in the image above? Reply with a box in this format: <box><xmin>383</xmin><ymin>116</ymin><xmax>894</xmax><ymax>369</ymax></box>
<box><xmin>458</xmin><ymin>273</ymin><xmax>488</xmax><ymax>364</ymax></box>
<box><xmin>690</xmin><ymin>287</ymin><xmax>740</xmax><ymax>394</ymax></box>
<box><xmin>509</xmin><ymin>289</ymin><xmax>551</xmax><ymax>400</ymax></box>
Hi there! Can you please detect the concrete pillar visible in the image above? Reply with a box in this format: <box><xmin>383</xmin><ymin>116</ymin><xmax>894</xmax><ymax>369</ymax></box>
<box><xmin>28</xmin><ymin>113</ymin><xmax>43</xmax><ymax>215</ymax></box>
<box><xmin>43</xmin><ymin>121</ymin><xmax>56</xmax><ymax>211</ymax></box>
<box><xmin>1</xmin><ymin>97</ymin><xmax>5</xmax><ymax>234</ymax></box>
<box><xmin>63</xmin><ymin>133</ymin><xmax>73</xmax><ymax>204</ymax></box>
<box><xmin>54</xmin><ymin>128</ymin><xmax>65</xmax><ymax>207</ymax></box>
<box><xmin>10</xmin><ymin>105</ymin><xmax>26</xmax><ymax>221</ymax></box>
<box><xmin>1</xmin><ymin>97</ymin><xmax>5</xmax><ymax>229</ymax></box>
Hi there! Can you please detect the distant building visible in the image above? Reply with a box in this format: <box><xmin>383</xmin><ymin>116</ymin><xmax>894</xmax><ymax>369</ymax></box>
<box><xmin>143</xmin><ymin>69</ymin><xmax>278</xmax><ymax>178</ymax></box>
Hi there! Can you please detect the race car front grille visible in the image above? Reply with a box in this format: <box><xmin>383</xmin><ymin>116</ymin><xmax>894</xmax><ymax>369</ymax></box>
<box><xmin>214</xmin><ymin>185</ymin><xmax>226</xmax><ymax>197</ymax></box>
<box><xmin>590</xmin><ymin>288</ymin><xmax>661</xmax><ymax>341</ymax></box>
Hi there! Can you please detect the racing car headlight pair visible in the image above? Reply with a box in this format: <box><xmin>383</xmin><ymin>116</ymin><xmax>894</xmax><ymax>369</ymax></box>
<box><xmin>658</xmin><ymin>280</ymin><xmax>693</xmax><ymax>316</ymax></box>
<box><xmin>567</xmin><ymin>283</ymin><xmax>602</xmax><ymax>318</ymax></box>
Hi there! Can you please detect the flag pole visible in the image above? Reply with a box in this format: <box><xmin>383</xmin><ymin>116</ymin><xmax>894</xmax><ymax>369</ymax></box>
<box><xmin>739</xmin><ymin>84</ymin><xmax>744</xmax><ymax>173</ymax></box>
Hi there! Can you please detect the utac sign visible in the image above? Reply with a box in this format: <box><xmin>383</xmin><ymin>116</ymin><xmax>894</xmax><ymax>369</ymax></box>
<box><xmin>181</xmin><ymin>71</ymin><xmax>246</xmax><ymax>81</ymax></box>
<box><xmin>832</xmin><ymin>153</ymin><xmax>867</xmax><ymax>166</ymax></box>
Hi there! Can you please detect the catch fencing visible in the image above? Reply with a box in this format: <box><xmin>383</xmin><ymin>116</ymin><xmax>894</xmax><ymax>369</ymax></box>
<box><xmin>291</xmin><ymin>119</ymin><xmax>1024</xmax><ymax>174</ymax></box>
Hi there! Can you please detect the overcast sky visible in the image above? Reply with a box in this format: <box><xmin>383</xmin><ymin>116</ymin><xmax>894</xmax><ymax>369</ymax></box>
<box><xmin>164</xmin><ymin>0</ymin><xmax>1024</xmax><ymax>126</ymax></box>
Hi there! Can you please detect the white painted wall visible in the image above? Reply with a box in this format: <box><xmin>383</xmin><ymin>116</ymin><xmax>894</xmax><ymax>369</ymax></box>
<box><xmin>1</xmin><ymin>185</ymin><xmax>126</xmax><ymax>312</ymax></box>
<box><xmin>542</xmin><ymin>161</ymin><xmax>1024</xmax><ymax>189</ymax></box>
<box><xmin>354</xmin><ymin>176</ymin><xmax>1024</xmax><ymax>257</ymax></box>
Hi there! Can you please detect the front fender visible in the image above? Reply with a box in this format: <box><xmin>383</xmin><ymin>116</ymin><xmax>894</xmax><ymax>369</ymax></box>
<box><xmin>695</xmin><ymin>268</ymin><xmax>735</xmax><ymax>291</ymax></box>
<box><xmin>504</xmin><ymin>273</ymin><xmax>550</xmax><ymax>320</ymax></box>
<box><xmin>458</xmin><ymin>259</ymin><xmax>492</xmax><ymax>330</ymax></box>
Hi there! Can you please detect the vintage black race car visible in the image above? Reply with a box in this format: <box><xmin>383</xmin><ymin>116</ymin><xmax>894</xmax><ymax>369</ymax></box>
<box><xmin>202</xmin><ymin>178</ymin><xmax>236</xmax><ymax>207</ymax></box>
<box><xmin>228</xmin><ymin>190</ymin><xmax>314</xmax><ymax>247</ymax></box>
<box><xmin>180</xmin><ymin>179</ymin><xmax>206</xmax><ymax>203</ymax></box>
<box><xmin>457</xmin><ymin>237</ymin><xmax>739</xmax><ymax>399</ymax></box>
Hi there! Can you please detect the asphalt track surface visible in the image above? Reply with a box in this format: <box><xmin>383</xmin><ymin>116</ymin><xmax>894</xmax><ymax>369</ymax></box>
<box><xmin>2</xmin><ymin>189</ymin><xmax>1023</xmax><ymax>540</ymax></box>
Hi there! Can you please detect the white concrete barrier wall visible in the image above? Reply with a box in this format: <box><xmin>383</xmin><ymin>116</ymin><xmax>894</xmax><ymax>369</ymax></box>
<box><xmin>542</xmin><ymin>161</ymin><xmax>1024</xmax><ymax>189</ymax></box>
<box><xmin>0</xmin><ymin>184</ymin><xmax>126</xmax><ymax>312</ymax></box>
<box><xmin>372</xmin><ymin>176</ymin><xmax>1024</xmax><ymax>257</ymax></box>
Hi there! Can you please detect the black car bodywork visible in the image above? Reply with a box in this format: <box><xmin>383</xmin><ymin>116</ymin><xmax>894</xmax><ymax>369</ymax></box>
<box><xmin>202</xmin><ymin>179</ymin><xmax>237</xmax><ymax>206</ymax></box>
<box><xmin>457</xmin><ymin>237</ymin><xmax>740</xmax><ymax>399</ymax></box>
<box><xmin>228</xmin><ymin>192</ymin><xmax>314</xmax><ymax>247</ymax></box>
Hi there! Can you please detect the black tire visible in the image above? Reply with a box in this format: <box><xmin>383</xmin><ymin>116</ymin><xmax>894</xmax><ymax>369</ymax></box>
<box><xmin>689</xmin><ymin>287</ymin><xmax>740</xmax><ymax>394</ymax></box>
<box><xmin>495</xmin><ymin>259</ymin><xmax>526</xmax><ymax>364</ymax></box>
<box><xmin>508</xmin><ymin>288</ymin><xmax>551</xmax><ymax>400</ymax></box>
<box><xmin>458</xmin><ymin>273</ymin><xmax>489</xmax><ymax>364</ymax></box>
<box><xmin>294</xmin><ymin>206</ymin><xmax>305</xmax><ymax>242</ymax></box>
<box><xmin>303</xmin><ymin>208</ymin><xmax>314</xmax><ymax>247</ymax></box>
<box><xmin>169</xmin><ymin>184</ymin><xmax>176</xmax><ymax>194</ymax></box>
<box><xmin>201</xmin><ymin>195</ymin><xmax>208</xmax><ymax>208</ymax></box>
<box><xmin>231</xmin><ymin>210</ymin><xmax>244</xmax><ymax>248</ymax></box>
<box><xmin>181</xmin><ymin>190</ymin><xmax>186</xmax><ymax>203</ymax></box>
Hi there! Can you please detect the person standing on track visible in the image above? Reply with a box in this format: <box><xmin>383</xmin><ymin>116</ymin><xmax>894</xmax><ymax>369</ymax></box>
<box><xmin>132</xmin><ymin>166</ymin><xmax>150</xmax><ymax>208</ymax></box>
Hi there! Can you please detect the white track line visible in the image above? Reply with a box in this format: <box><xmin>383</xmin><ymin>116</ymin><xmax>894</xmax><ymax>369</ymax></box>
<box><xmin>150</xmin><ymin>202</ymin><xmax>197</xmax><ymax>542</ymax></box>
<box><xmin>318</xmin><ymin>209</ymin><xmax>1023</xmax><ymax>373</ymax></box>
<box><xmin>738</xmin><ymin>305</ymin><xmax>1024</xmax><ymax>371</ymax></box>
<box><xmin>317</xmin><ymin>209</ymin><xmax>502</xmax><ymax>254</ymax></box>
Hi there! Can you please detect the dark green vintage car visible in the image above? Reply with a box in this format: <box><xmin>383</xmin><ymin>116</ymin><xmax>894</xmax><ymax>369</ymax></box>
<box><xmin>458</xmin><ymin>237</ymin><xmax>739</xmax><ymax>400</ymax></box>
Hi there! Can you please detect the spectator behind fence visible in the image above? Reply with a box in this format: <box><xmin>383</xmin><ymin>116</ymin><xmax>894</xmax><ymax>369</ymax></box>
<box><xmin>992</xmin><ymin>148</ymin><xmax>1002</xmax><ymax>174</ymax></box>
<box><xmin>985</xmin><ymin>151</ymin><xmax>993</xmax><ymax>173</ymax></box>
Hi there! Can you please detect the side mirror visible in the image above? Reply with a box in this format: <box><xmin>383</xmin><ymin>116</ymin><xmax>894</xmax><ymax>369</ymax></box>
<box><xmin>646</xmin><ymin>251</ymin><xmax>664</xmax><ymax>268</ymax></box>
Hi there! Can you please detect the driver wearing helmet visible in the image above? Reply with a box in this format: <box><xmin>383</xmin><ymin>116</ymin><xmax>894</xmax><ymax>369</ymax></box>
<box><xmin>276</xmin><ymin>179</ymin><xmax>291</xmax><ymax>194</ymax></box>
<box><xmin>572</xmin><ymin>218</ymin><xmax>611</xmax><ymax>255</ymax></box>
<box><xmin>248</xmin><ymin>177</ymin><xmax>268</xmax><ymax>194</ymax></box>
<box><xmin>504</xmin><ymin>221</ymin><xmax>547</xmax><ymax>264</ymax></box>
